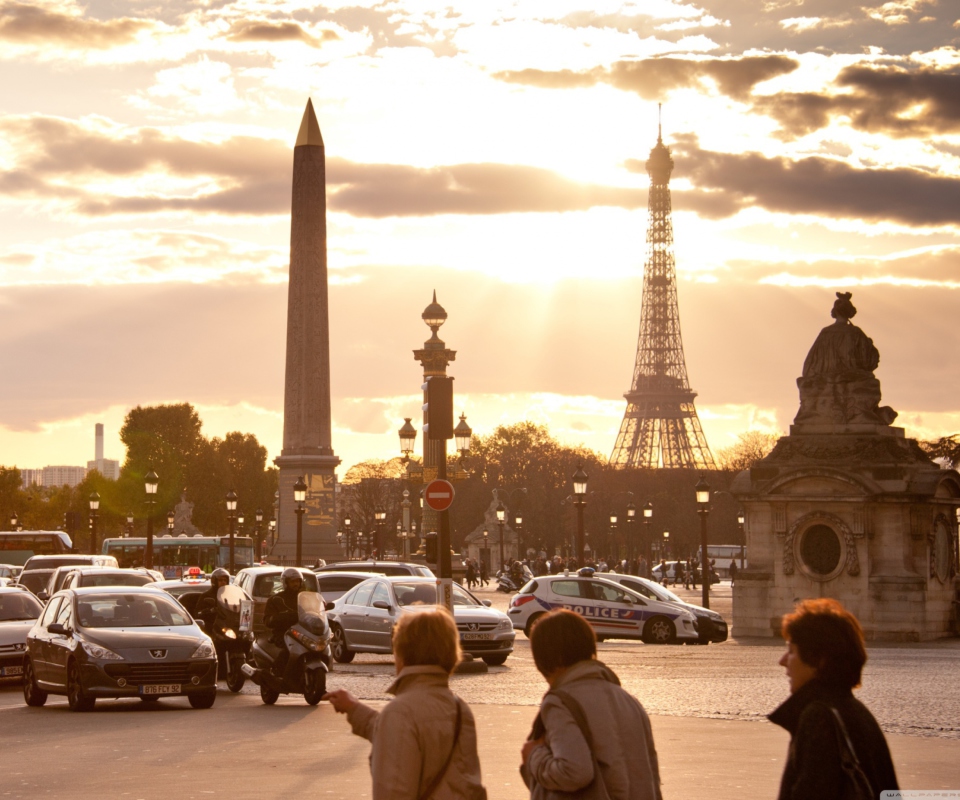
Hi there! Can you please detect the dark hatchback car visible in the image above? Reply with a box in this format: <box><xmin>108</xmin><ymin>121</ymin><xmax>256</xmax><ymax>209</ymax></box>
<box><xmin>22</xmin><ymin>586</ymin><xmax>218</xmax><ymax>711</ymax></box>
<box><xmin>0</xmin><ymin>587</ymin><xmax>44</xmax><ymax>679</ymax></box>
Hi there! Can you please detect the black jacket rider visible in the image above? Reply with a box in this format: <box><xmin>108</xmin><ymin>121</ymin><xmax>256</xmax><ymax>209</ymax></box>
<box><xmin>264</xmin><ymin>587</ymin><xmax>301</xmax><ymax>646</ymax></box>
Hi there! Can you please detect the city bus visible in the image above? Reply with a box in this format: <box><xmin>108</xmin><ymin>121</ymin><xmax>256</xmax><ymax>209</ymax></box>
<box><xmin>0</xmin><ymin>531</ymin><xmax>74</xmax><ymax>564</ymax></box>
<box><xmin>101</xmin><ymin>534</ymin><xmax>256</xmax><ymax>578</ymax></box>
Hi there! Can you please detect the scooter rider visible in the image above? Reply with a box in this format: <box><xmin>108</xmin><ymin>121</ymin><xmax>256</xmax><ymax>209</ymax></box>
<box><xmin>264</xmin><ymin>568</ymin><xmax>303</xmax><ymax>678</ymax></box>
<box><xmin>196</xmin><ymin>568</ymin><xmax>231</xmax><ymax>675</ymax></box>
<box><xmin>509</xmin><ymin>561</ymin><xmax>525</xmax><ymax>589</ymax></box>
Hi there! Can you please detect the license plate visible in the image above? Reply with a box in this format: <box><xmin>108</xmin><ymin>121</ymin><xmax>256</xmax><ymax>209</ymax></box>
<box><xmin>1</xmin><ymin>666</ymin><xmax>23</xmax><ymax>676</ymax></box>
<box><xmin>462</xmin><ymin>633</ymin><xmax>492</xmax><ymax>640</ymax></box>
<box><xmin>140</xmin><ymin>684</ymin><xmax>181</xmax><ymax>695</ymax></box>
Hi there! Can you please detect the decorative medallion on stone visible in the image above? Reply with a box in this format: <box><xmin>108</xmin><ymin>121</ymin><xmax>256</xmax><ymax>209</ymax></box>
<box><xmin>786</xmin><ymin>511</ymin><xmax>860</xmax><ymax>580</ymax></box>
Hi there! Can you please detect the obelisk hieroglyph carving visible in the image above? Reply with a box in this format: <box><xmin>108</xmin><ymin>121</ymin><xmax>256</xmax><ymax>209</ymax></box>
<box><xmin>273</xmin><ymin>99</ymin><xmax>341</xmax><ymax>565</ymax></box>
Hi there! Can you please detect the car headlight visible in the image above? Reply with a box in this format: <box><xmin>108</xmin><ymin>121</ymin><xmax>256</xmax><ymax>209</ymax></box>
<box><xmin>497</xmin><ymin>618</ymin><xmax>512</xmax><ymax>630</ymax></box>
<box><xmin>191</xmin><ymin>640</ymin><xmax>216</xmax><ymax>659</ymax></box>
<box><xmin>80</xmin><ymin>641</ymin><xmax>123</xmax><ymax>660</ymax></box>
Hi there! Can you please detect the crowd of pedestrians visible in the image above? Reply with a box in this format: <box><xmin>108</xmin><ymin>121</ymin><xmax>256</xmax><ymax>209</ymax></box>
<box><xmin>323</xmin><ymin>597</ymin><xmax>898</xmax><ymax>800</ymax></box>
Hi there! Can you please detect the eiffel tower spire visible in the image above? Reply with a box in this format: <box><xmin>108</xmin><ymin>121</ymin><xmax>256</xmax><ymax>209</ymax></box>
<box><xmin>610</xmin><ymin>119</ymin><xmax>716</xmax><ymax>469</ymax></box>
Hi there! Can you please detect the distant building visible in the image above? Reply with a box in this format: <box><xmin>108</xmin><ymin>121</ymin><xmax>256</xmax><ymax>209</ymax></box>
<box><xmin>20</xmin><ymin>469</ymin><xmax>42</xmax><ymax>489</ymax></box>
<box><xmin>86</xmin><ymin>423</ymin><xmax>120</xmax><ymax>480</ymax></box>
<box><xmin>42</xmin><ymin>465</ymin><xmax>86</xmax><ymax>488</ymax></box>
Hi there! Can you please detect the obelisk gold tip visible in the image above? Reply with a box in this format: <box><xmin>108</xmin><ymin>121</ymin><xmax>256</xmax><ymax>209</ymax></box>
<box><xmin>295</xmin><ymin>98</ymin><xmax>323</xmax><ymax>147</ymax></box>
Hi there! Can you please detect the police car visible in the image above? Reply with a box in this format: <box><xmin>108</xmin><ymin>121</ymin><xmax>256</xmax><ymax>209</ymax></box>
<box><xmin>508</xmin><ymin>568</ymin><xmax>699</xmax><ymax>644</ymax></box>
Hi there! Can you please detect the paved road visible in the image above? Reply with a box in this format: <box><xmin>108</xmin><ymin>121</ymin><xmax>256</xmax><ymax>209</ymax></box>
<box><xmin>2</xmin><ymin>580</ymin><xmax>958</xmax><ymax>798</ymax></box>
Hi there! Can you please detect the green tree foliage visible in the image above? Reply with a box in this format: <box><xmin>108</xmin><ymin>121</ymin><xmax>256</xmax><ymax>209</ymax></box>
<box><xmin>716</xmin><ymin>430</ymin><xmax>782</xmax><ymax>473</ymax></box>
<box><xmin>920</xmin><ymin>434</ymin><xmax>960</xmax><ymax>468</ymax></box>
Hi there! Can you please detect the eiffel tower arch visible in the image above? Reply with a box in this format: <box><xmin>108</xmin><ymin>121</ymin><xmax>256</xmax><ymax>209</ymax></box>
<box><xmin>610</xmin><ymin>122</ymin><xmax>716</xmax><ymax>470</ymax></box>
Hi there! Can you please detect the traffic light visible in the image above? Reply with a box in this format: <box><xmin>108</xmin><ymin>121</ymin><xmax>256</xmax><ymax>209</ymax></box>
<box><xmin>424</xmin><ymin>532</ymin><xmax>438</xmax><ymax>563</ymax></box>
<box><xmin>422</xmin><ymin>376</ymin><xmax>454</xmax><ymax>441</ymax></box>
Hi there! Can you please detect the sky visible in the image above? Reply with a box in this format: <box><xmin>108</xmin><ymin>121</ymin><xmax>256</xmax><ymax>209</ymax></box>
<box><xmin>1</xmin><ymin>0</ymin><xmax>959</xmax><ymax>480</ymax></box>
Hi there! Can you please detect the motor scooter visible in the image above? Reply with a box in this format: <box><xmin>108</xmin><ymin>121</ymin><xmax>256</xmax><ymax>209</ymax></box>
<box><xmin>241</xmin><ymin>591</ymin><xmax>331</xmax><ymax>706</ymax></box>
<box><xmin>496</xmin><ymin>564</ymin><xmax>533</xmax><ymax>593</ymax></box>
<box><xmin>213</xmin><ymin>584</ymin><xmax>254</xmax><ymax>693</ymax></box>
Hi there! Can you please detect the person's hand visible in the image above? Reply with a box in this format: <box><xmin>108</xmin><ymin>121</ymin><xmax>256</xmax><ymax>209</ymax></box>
<box><xmin>521</xmin><ymin>737</ymin><xmax>544</xmax><ymax>764</ymax></box>
<box><xmin>322</xmin><ymin>689</ymin><xmax>358</xmax><ymax>713</ymax></box>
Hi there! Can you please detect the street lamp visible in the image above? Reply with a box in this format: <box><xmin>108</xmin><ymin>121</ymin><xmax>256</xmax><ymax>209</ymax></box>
<box><xmin>255</xmin><ymin>508</ymin><xmax>264</xmax><ymax>563</ymax></box>
<box><xmin>609</xmin><ymin>513</ymin><xmax>617</xmax><ymax>563</ymax></box>
<box><xmin>738</xmin><ymin>509</ymin><xmax>746</xmax><ymax>570</ymax></box>
<box><xmin>225</xmin><ymin>489</ymin><xmax>238</xmax><ymax>572</ymax></box>
<box><xmin>643</xmin><ymin>501</ymin><xmax>653</xmax><ymax>576</ymax></box>
<box><xmin>572</xmin><ymin>462</ymin><xmax>588</xmax><ymax>563</ymax></box>
<box><xmin>401</xmin><ymin>490</ymin><xmax>412</xmax><ymax>561</ymax></box>
<box><xmin>695</xmin><ymin>474</ymin><xmax>711</xmax><ymax>609</ymax></box>
<box><xmin>482</xmin><ymin>528</ymin><xmax>489</xmax><ymax>576</ymax></box>
<box><xmin>626</xmin><ymin>502</ymin><xmax>636</xmax><ymax>565</ymax></box>
<box><xmin>9</xmin><ymin>512</ymin><xmax>18</xmax><ymax>531</ymax></box>
<box><xmin>514</xmin><ymin>512</ymin><xmax>523</xmax><ymax>560</ymax></box>
<box><xmin>167</xmin><ymin>509</ymin><xmax>175</xmax><ymax>536</ymax></box>
<box><xmin>269</xmin><ymin>517</ymin><xmax>276</xmax><ymax>550</ymax></box>
<box><xmin>294</xmin><ymin>476</ymin><xmax>307</xmax><ymax>567</ymax></box>
<box><xmin>663</xmin><ymin>530</ymin><xmax>670</xmax><ymax>561</ymax></box>
<box><xmin>126</xmin><ymin>512</ymin><xmax>134</xmax><ymax>538</ymax></box>
<box><xmin>399</xmin><ymin>418</ymin><xmax>417</xmax><ymax>460</ymax></box>
<box><xmin>374</xmin><ymin>507</ymin><xmax>386</xmax><ymax>559</ymax></box>
<box><xmin>144</xmin><ymin>471</ymin><xmax>158</xmax><ymax>570</ymax></box>
<box><xmin>337</xmin><ymin>529</ymin><xmax>344</xmax><ymax>554</ymax></box>
<box><xmin>88</xmin><ymin>492</ymin><xmax>100</xmax><ymax>555</ymax></box>
<box><xmin>344</xmin><ymin>515</ymin><xmax>352</xmax><ymax>559</ymax></box>
<box><xmin>496</xmin><ymin>502</ymin><xmax>506</xmax><ymax>571</ymax></box>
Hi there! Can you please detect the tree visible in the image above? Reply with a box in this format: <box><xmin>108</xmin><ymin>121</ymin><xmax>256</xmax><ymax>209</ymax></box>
<box><xmin>920</xmin><ymin>435</ymin><xmax>960</xmax><ymax>468</ymax></box>
<box><xmin>716</xmin><ymin>431</ymin><xmax>782</xmax><ymax>473</ymax></box>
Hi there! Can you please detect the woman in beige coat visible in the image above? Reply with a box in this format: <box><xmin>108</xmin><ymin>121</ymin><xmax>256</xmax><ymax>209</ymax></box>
<box><xmin>521</xmin><ymin>609</ymin><xmax>662</xmax><ymax>800</ymax></box>
<box><xmin>324</xmin><ymin>608</ymin><xmax>487</xmax><ymax>800</ymax></box>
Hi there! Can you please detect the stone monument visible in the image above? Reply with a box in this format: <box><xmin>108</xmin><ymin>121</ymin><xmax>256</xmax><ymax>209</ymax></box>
<box><xmin>732</xmin><ymin>293</ymin><xmax>960</xmax><ymax>641</ymax></box>
<box><xmin>273</xmin><ymin>99</ymin><xmax>341</xmax><ymax>565</ymax></box>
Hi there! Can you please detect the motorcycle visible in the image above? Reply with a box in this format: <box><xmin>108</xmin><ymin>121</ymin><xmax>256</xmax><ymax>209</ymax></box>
<box><xmin>241</xmin><ymin>591</ymin><xmax>331</xmax><ymax>706</ymax></box>
<box><xmin>496</xmin><ymin>564</ymin><xmax>533</xmax><ymax>593</ymax></box>
<box><xmin>213</xmin><ymin>584</ymin><xmax>255</xmax><ymax>693</ymax></box>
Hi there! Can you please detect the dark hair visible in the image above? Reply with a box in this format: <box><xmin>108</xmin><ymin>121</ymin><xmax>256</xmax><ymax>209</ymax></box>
<box><xmin>529</xmin><ymin>609</ymin><xmax>596</xmax><ymax>677</ymax></box>
<box><xmin>781</xmin><ymin>598</ymin><xmax>867</xmax><ymax>689</ymax></box>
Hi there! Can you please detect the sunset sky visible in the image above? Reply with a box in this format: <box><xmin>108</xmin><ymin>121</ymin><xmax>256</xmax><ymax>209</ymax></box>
<box><xmin>1</xmin><ymin>0</ymin><xmax>959</xmax><ymax>479</ymax></box>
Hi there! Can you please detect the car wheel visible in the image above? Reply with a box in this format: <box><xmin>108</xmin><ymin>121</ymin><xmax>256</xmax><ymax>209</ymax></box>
<box><xmin>642</xmin><ymin>616</ymin><xmax>676</xmax><ymax>645</ymax></box>
<box><xmin>524</xmin><ymin>612</ymin><xmax>544</xmax><ymax>639</ymax></box>
<box><xmin>304</xmin><ymin>669</ymin><xmax>325</xmax><ymax>705</ymax></box>
<box><xmin>67</xmin><ymin>660</ymin><xmax>95</xmax><ymax>712</ymax></box>
<box><xmin>260</xmin><ymin>683</ymin><xmax>280</xmax><ymax>705</ymax></box>
<box><xmin>22</xmin><ymin>659</ymin><xmax>47</xmax><ymax>707</ymax></box>
<box><xmin>331</xmin><ymin>625</ymin><xmax>355</xmax><ymax>664</ymax></box>
<box><xmin>189</xmin><ymin>689</ymin><xmax>217</xmax><ymax>709</ymax></box>
<box><xmin>482</xmin><ymin>655</ymin><xmax>508</xmax><ymax>666</ymax></box>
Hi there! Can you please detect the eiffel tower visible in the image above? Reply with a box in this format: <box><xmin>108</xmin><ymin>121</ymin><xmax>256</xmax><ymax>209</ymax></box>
<box><xmin>610</xmin><ymin>118</ymin><xmax>716</xmax><ymax>469</ymax></box>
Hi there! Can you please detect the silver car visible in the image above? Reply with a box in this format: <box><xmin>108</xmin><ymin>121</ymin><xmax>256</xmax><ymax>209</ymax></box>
<box><xmin>328</xmin><ymin>576</ymin><xmax>515</xmax><ymax>666</ymax></box>
<box><xmin>0</xmin><ymin>587</ymin><xmax>44</xmax><ymax>680</ymax></box>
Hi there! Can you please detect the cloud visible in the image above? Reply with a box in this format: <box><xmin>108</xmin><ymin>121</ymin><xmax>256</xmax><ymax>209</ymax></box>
<box><xmin>495</xmin><ymin>55</ymin><xmax>799</xmax><ymax>100</ymax></box>
<box><xmin>0</xmin><ymin>1</ymin><xmax>150</xmax><ymax>48</ymax></box>
<box><xmin>753</xmin><ymin>63</ymin><xmax>960</xmax><ymax>139</ymax></box>
<box><xmin>223</xmin><ymin>20</ymin><xmax>339</xmax><ymax>48</ymax></box>
<box><xmin>0</xmin><ymin>115</ymin><xmax>646</xmax><ymax>219</ymax></box>
<box><xmin>638</xmin><ymin>136</ymin><xmax>960</xmax><ymax>228</ymax></box>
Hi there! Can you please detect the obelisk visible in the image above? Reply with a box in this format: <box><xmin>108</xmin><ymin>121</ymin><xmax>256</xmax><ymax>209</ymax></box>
<box><xmin>273</xmin><ymin>99</ymin><xmax>341</xmax><ymax>565</ymax></box>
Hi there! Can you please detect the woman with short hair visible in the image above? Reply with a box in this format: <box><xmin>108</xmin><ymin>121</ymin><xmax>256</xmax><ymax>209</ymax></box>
<box><xmin>521</xmin><ymin>609</ymin><xmax>662</xmax><ymax>800</ymax></box>
<box><xmin>324</xmin><ymin>609</ymin><xmax>486</xmax><ymax>800</ymax></box>
<box><xmin>769</xmin><ymin>598</ymin><xmax>898</xmax><ymax>799</ymax></box>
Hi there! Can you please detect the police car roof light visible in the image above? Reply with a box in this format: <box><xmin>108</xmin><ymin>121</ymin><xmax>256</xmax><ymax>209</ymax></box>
<box><xmin>578</xmin><ymin>567</ymin><xmax>595</xmax><ymax>577</ymax></box>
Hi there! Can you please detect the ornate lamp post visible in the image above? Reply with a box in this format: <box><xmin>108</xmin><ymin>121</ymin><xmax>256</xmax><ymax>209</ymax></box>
<box><xmin>626</xmin><ymin>501</ymin><xmax>636</xmax><ymax>564</ymax></box>
<box><xmin>663</xmin><ymin>531</ymin><xmax>670</xmax><ymax>561</ymax></box>
<box><xmin>696</xmin><ymin>474</ymin><xmax>711</xmax><ymax>609</ymax></box>
<box><xmin>643</xmin><ymin>501</ymin><xmax>653</xmax><ymax>575</ymax></box>
<box><xmin>126</xmin><ymin>512</ymin><xmax>134</xmax><ymax>538</ymax></box>
<box><xmin>10</xmin><ymin>512</ymin><xmax>18</xmax><ymax>531</ymax></box>
<box><xmin>609</xmin><ymin>513</ymin><xmax>617</xmax><ymax>563</ymax></box>
<box><xmin>294</xmin><ymin>476</ymin><xmax>307</xmax><ymax>567</ymax></box>
<box><xmin>399</xmin><ymin>418</ymin><xmax>417</xmax><ymax>461</ymax></box>
<box><xmin>482</xmin><ymin>529</ymin><xmax>489</xmax><ymax>573</ymax></box>
<box><xmin>737</xmin><ymin>509</ymin><xmax>745</xmax><ymax>570</ymax></box>
<box><xmin>89</xmin><ymin>492</ymin><xmax>100</xmax><ymax>555</ymax></box>
<box><xmin>225</xmin><ymin>489</ymin><xmax>238</xmax><ymax>572</ymax></box>
<box><xmin>374</xmin><ymin>507</ymin><xmax>386</xmax><ymax>559</ymax></box>
<box><xmin>167</xmin><ymin>509</ymin><xmax>175</xmax><ymax>537</ymax></box>
<box><xmin>144</xmin><ymin>471</ymin><xmax>158</xmax><ymax>570</ymax></box>
<box><xmin>255</xmin><ymin>509</ymin><xmax>264</xmax><ymax>563</ymax></box>
<box><xmin>515</xmin><ymin>512</ymin><xmax>524</xmax><ymax>561</ymax></box>
<box><xmin>496</xmin><ymin>502</ymin><xmax>506</xmax><ymax>571</ymax></box>
<box><xmin>401</xmin><ymin>490</ymin><xmax>412</xmax><ymax>560</ymax></box>
<box><xmin>344</xmin><ymin>515</ymin><xmax>352</xmax><ymax>559</ymax></box>
<box><xmin>572</xmin><ymin>462</ymin><xmax>588</xmax><ymax>562</ymax></box>
<box><xmin>336</xmin><ymin>529</ymin><xmax>344</xmax><ymax>554</ymax></box>
<box><xmin>269</xmin><ymin>518</ymin><xmax>276</xmax><ymax>550</ymax></box>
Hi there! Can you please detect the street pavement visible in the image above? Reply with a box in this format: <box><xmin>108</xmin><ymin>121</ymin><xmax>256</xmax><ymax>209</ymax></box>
<box><xmin>1</xmin><ymin>580</ymin><xmax>957</xmax><ymax>798</ymax></box>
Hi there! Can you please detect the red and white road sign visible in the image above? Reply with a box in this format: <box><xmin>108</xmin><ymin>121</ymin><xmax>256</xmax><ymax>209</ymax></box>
<box><xmin>424</xmin><ymin>479</ymin><xmax>455</xmax><ymax>511</ymax></box>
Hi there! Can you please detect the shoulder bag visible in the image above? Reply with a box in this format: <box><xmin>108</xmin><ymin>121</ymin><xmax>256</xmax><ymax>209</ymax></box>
<box><xmin>418</xmin><ymin>699</ymin><xmax>463</xmax><ymax>800</ymax></box>
<box><xmin>828</xmin><ymin>706</ymin><xmax>875</xmax><ymax>800</ymax></box>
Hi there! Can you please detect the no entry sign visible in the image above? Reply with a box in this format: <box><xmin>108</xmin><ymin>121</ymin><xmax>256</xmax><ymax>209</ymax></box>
<box><xmin>424</xmin><ymin>479</ymin><xmax>455</xmax><ymax>512</ymax></box>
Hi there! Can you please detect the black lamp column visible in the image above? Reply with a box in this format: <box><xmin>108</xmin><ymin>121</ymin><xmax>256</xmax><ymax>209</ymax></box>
<box><xmin>144</xmin><ymin>471</ymin><xmax>158</xmax><ymax>570</ymax></box>
<box><xmin>344</xmin><ymin>516</ymin><xmax>352</xmax><ymax>559</ymax></box>
<box><xmin>626</xmin><ymin>502</ymin><xmax>636</xmax><ymax>565</ymax></box>
<box><xmin>255</xmin><ymin>508</ymin><xmax>264</xmax><ymax>563</ymax></box>
<box><xmin>496</xmin><ymin>502</ymin><xmax>506</xmax><ymax>571</ymax></box>
<box><xmin>572</xmin><ymin>462</ymin><xmax>588</xmax><ymax>563</ymax></box>
<box><xmin>89</xmin><ymin>492</ymin><xmax>100</xmax><ymax>555</ymax></box>
<box><xmin>374</xmin><ymin>507</ymin><xmax>386</xmax><ymax>559</ymax></box>
<box><xmin>696</xmin><ymin>475</ymin><xmax>711</xmax><ymax>609</ymax></box>
<box><xmin>738</xmin><ymin>509</ymin><xmax>745</xmax><ymax>570</ymax></box>
<box><xmin>294</xmin><ymin>476</ymin><xmax>307</xmax><ymax>567</ymax></box>
<box><xmin>226</xmin><ymin>490</ymin><xmax>238</xmax><ymax>573</ymax></box>
<box><xmin>643</xmin><ymin>502</ymin><xmax>653</xmax><ymax>575</ymax></box>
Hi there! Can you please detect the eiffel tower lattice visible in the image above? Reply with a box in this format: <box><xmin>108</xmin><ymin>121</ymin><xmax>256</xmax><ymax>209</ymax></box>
<box><xmin>610</xmin><ymin>123</ymin><xmax>716</xmax><ymax>470</ymax></box>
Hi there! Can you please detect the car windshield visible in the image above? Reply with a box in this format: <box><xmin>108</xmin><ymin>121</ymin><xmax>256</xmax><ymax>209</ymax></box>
<box><xmin>0</xmin><ymin>592</ymin><xmax>43</xmax><ymax>620</ymax></box>
<box><xmin>17</xmin><ymin>572</ymin><xmax>51</xmax><ymax>594</ymax></box>
<box><xmin>77</xmin><ymin>593</ymin><xmax>193</xmax><ymax>628</ymax></box>
<box><xmin>80</xmin><ymin>574</ymin><xmax>154</xmax><ymax>588</ymax></box>
<box><xmin>394</xmin><ymin>583</ymin><xmax>479</xmax><ymax>607</ymax></box>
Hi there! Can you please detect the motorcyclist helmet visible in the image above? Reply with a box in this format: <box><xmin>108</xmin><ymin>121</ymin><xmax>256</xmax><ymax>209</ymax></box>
<box><xmin>281</xmin><ymin>567</ymin><xmax>303</xmax><ymax>592</ymax></box>
<box><xmin>210</xmin><ymin>568</ymin><xmax>230</xmax><ymax>588</ymax></box>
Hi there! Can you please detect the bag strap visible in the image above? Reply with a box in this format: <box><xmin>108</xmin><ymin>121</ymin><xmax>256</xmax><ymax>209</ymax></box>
<box><xmin>418</xmin><ymin>698</ymin><xmax>463</xmax><ymax>800</ymax></box>
<box><xmin>827</xmin><ymin>706</ymin><xmax>875</xmax><ymax>799</ymax></box>
<box><xmin>551</xmin><ymin>690</ymin><xmax>610</xmax><ymax>798</ymax></box>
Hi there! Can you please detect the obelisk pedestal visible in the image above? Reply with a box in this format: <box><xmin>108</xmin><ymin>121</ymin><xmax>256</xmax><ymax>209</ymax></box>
<box><xmin>273</xmin><ymin>99</ymin><xmax>341</xmax><ymax>566</ymax></box>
